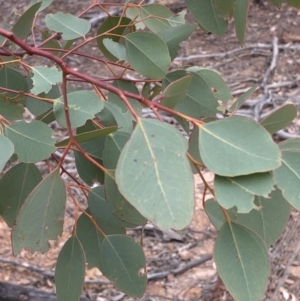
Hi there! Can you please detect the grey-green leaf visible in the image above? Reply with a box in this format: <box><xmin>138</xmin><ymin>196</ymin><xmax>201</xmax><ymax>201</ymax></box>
<box><xmin>229</xmin><ymin>85</ymin><xmax>257</xmax><ymax>112</ymax></box>
<box><xmin>4</xmin><ymin>120</ymin><xmax>56</xmax><ymax>163</ymax></box>
<box><xmin>12</xmin><ymin>169</ymin><xmax>66</xmax><ymax>254</ymax></box>
<box><xmin>116</xmin><ymin>118</ymin><xmax>194</xmax><ymax>231</ymax></box>
<box><xmin>45</xmin><ymin>12</ymin><xmax>91</xmax><ymax>40</ymax></box>
<box><xmin>214</xmin><ymin>173</ymin><xmax>274</xmax><ymax>213</ymax></box>
<box><xmin>0</xmin><ymin>99</ymin><xmax>24</xmax><ymax>121</ymax></box>
<box><xmin>199</xmin><ymin>116</ymin><xmax>281</xmax><ymax>176</ymax></box>
<box><xmin>100</xmin><ymin>235</ymin><xmax>147</xmax><ymax>297</ymax></box>
<box><xmin>0</xmin><ymin>135</ymin><xmax>14</xmax><ymax>172</ymax></box>
<box><xmin>185</xmin><ymin>0</ymin><xmax>228</xmax><ymax>36</ymax></box>
<box><xmin>260</xmin><ymin>103</ymin><xmax>297</xmax><ymax>134</ymax></box>
<box><xmin>215</xmin><ymin>222</ymin><xmax>270</xmax><ymax>301</ymax></box>
<box><xmin>30</xmin><ymin>66</ymin><xmax>62</xmax><ymax>95</ymax></box>
<box><xmin>125</xmin><ymin>32</ymin><xmax>171</xmax><ymax>80</ymax></box>
<box><xmin>233</xmin><ymin>0</ymin><xmax>251</xmax><ymax>44</ymax></box>
<box><xmin>55</xmin><ymin>236</ymin><xmax>85</xmax><ymax>301</ymax></box>
<box><xmin>273</xmin><ymin>138</ymin><xmax>300</xmax><ymax>209</ymax></box>
<box><xmin>0</xmin><ymin>163</ymin><xmax>42</xmax><ymax>227</ymax></box>
<box><xmin>54</xmin><ymin>90</ymin><xmax>103</xmax><ymax>128</ymax></box>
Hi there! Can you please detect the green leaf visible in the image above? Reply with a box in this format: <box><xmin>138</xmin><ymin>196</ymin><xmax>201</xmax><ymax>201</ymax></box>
<box><xmin>0</xmin><ymin>135</ymin><xmax>14</xmax><ymax>172</ymax></box>
<box><xmin>26</xmin><ymin>83</ymin><xmax>58</xmax><ymax>116</ymax></box>
<box><xmin>54</xmin><ymin>90</ymin><xmax>103</xmax><ymax>128</ymax></box>
<box><xmin>140</xmin><ymin>4</ymin><xmax>173</xmax><ymax>33</ymax></box>
<box><xmin>157</xmin><ymin>24</ymin><xmax>196</xmax><ymax>60</ymax></box>
<box><xmin>103</xmin><ymin>102</ymin><xmax>133</xmax><ymax>133</ymax></box>
<box><xmin>214</xmin><ymin>222</ymin><xmax>269</xmax><ymax>301</ymax></box>
<box><xmin>75</xmin><ymin>151</ymin><xmax>104</xmax><ymax>186</ymax></box>
<box><xmin>29</xmin><ymin>0</ymin><xmax>53</xmax><ymax>12</ymax></box>
<box><xmin>100</xmin><ymin>235</ymin><xmax>147</xmax><ymax>297</ymax></box>
<box><xmin>55</xmin><ymin>236</ymin><xmax>85</xmax><ymax>301</ymax></box>
<box><xmin>76</xmin><ymin>209</ymin><xmax>103</xmax><ymax>269</ymax></box>
<box><xmin>199</xmin><ymin>116</ymin><xmax>281</xmax><ymax>176</ymax></box>
<box><xmin>4</xmin><ymin>120</ymin><xmax>56</xmax><ymax>163</ymax></box>
<box><xmin>97</xmin><ymin>16</ymin><xmax>133</xmax><ymax>62</ymax></box>
<box><xmin>273</xmin><ymin>138</ymin><xmax>300</xmax><ymax>209</ymax></box>
<box><xmin>260</xmin><ymin>104</ymin><xmax>297</xmax><ymax>134</ymax></box>
<box><xmin>269</xmin><ymin>0</ymin><xmax>282</xmax><ymax>8</ymax></box>
<box><xmin>164</xmin><ymin>70</ymin><xmax>219</xmax><ymax>118</ymax></box>
<box><xmin>12</xmin><ymin>169</ymin><xmax>66</xmax><ymax>254</ymax></box>
<box><xmin>161</xmin><ymin>75</ymin><xmax>192</xmax><ymax>108</ymax></box>
<box><xmin>229</xmin><ymin>85</ymin><xmax>256</xmax><ymax>112</ymax></box>
<box><xmin>206</xmin><ymin>188</ymin><xmax>291</xmax><ymax>247</ymax></box>
<box><xmin>214</xmin><ymin>173</ymin><xmax>274</xmax><ymax>213</ymax></box>
<box><xmin>214</xmin><ymin>0</ymin><xmax>235</xmax><ymax>18</ymax></box>
<box><xmin>286</xmin><ymin>0</ymin><xmax>300</xmax><ymax>8</ymax></box>
<box><xmin>103</xmin><ymin>132</ymin><xmax>130</xmax><ymax>169</ymax></box>
<box><xmin>188</xmin><ymin>127</ymin><xmax>203</xmax><ymax>173</ymax></box>
<box><xmin>105</xmin><ymin>172</ymin><xmax>147</xmax><ymax>225</ymax></box>
<box><xmin>125</xmin><ymin>32</ymin><xmax>171</xmax><ymax>80</ymax></box>
<box><xmin>116</xmin><ymin>118</ymin><xmax>194</xmax><ymax>231</ymax></box>
<box><xmin>126</xmin><ymin>7</ymin><xmax>145</xmax><ymax>30</ymax></box>
<box><xmin>108</xmin><ymin>80</ymin><xmax>142</xmax><ymax>116</ymax></box>
<box><xmin>12</xmin><ymin>3</ymin><xmax>41</xmax><ymax>40</ymax></box>
<box><xmin>102</xmin><ymin>39</ymin><xmax>127</xmax><ymax>61</ymax></box>
<box><xmin>0</xmin><ymin>67</ymin><xmax>28</xmax><ymax>99</ymax></box>
<box><xmin>204</xmin><ymin>198</ymin><xmax>225</xmax><ymax>230</ymax></box>
<box><xmin>45</xmin><ymin>12</ymin><xmax>91</xmax><ymax>40</ymax></box>
<box><xmin>233</xmin><ymin>0</ymin><xmax>250</xmax><ymax>44</ymax></box>
<box><xmin>0</xmin><ymin>163</ymin><xmax>42</xmax><ymax>227</ymax></box>
<box><xmin>30</xmin><ymin>66</ymin><xmax>62</xmax><ymax>95</ymax></box>
<box><xmin>184</xmin><ymin>0</ymin><xmax>228</xmax><ymax>36</ymax></box>
<box><xmin>191</xmin><ymin>68</ymin><xmax>232</xmax><ymax>102</ymax></box>
<box><xmin>88</xmin><ymin>186</ymin><xmax>130</xmax><ymax>234</ymax></box>
<box><xmin>0</xmin><ymin>99</ymin><xmax>24</xmax><ymax>121</ymax></box>
<box><xmin>56</xmin><ymin>126</ymin><xmax>117</xmax><ymax>147</ymax></box>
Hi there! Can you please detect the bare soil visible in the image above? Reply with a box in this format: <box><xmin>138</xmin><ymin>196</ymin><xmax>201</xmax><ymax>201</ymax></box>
<box><xmin>1</xmin><ymin>1</ymin><xmax>300</xmax><ymax>301</ymax></box>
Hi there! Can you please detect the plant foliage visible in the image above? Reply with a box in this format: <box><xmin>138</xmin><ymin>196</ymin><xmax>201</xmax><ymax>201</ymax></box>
<box><xmin>0</xmin><ymin>1</ymin><xmax>299</xmax><ymax>301</ymax></box>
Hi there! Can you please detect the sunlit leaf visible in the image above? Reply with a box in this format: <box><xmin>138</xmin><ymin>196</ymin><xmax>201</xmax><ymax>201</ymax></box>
<box><xmin>116</xmin><ymin>118</ymin><xmax>194</xmax><ymax>231</ymax></box>
<box><xmin>45</xmin><ymin>12</ymin><xmax>91</xmax><ymax>40</ymax></box>
<box><xmin>199</xmin><ymin>116</ymin><xmax>281</xmax><ymax>176</ymax></box>
<box><xmin>260</xmin><ymin>103</ymin><xmax>297</xmax><ymax>134</ymax></box>
<box><xmin>214</xmin><ymin>173</ymin><xmax>274</xmax><ymax>213</ymax></box>
<box><xmin>100</xmin><ymin>235</ymin><xmax>147</xmax><ymax>297</ymax></box>
<box><xmin>0</xmin><ymin>163</ymin><xmax>42</xmax><ymax>227</ymax></box>
<box><xmin>12</xmin><ymin>169</ymin><xmax>66</xmax><ymax>254</ymax></box>
<box><xmin>0</xmin><ymin>135</ymin><xmax>14</xmax><ymax>172</ymax></box>
<box><xmin>55</xmin><ymin>236</ymin><xmax>85</xmax><ymax>301</ymax></box>
<box><xmin>215</xmin><ymin>222</ymin><xmax>269</xmax><ymax>301</ymax></box>
<box><xmin>185</xmin><ymin>0</ymin><xmax>228</xmax><ymax>36</ymax></box>
<box><xmin>125</xmin><ymin>32</ymin><xmax>171</xmax><ymax>80</ymax></box>
<box><xmin>30</xmin><ymin>66</ymin><xmax>62</xmax><ymax>95</ymax></box>
<box><xmin>54</xmin><ymin>90</ymin><xmax>103</xmax><ymax>128</ymax></box>
<box><xmin>4</xmin><ymin>120</ymin><xmax>56</xmax><ymax>163</ymax></box>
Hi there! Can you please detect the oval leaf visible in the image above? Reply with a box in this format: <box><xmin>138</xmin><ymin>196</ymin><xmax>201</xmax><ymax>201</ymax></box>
<box><xmin>12</xmin><ymin>169</ymin><xmax>66</xmax><ymax>254</ymax></box>
<box><xmin>125</xmin><ymin>32</ymin><xmax>171</xmax><ymax>80</ymax></box>
<box><xmin>45</xmin><ymin>12</ymin><xmax>91</xmax><ymax>40</ymax></box>
<box><xmin>0</xmin><ymin>163</ymin><xmax>42</xmax><ymax>227</ymax></box>
<box><xmin>116</xmin><ymin>118</ymin><xmax>194</xmax><ymax>231</ymax></box>
<box><xmin>55</xmin><ymin>236</ymin><xmax>85</xmax><ymax>301</ymax></box>
<box><xmin>100</xmin><ymin>235</ymin><xmax>147</xmax><ymax>297</ymax></box>
<box><xmin>199</xmin><ymin>116</ymin><xmax>281</xmax><ymax>176</ymax></box>
<box><xmin>4</xmin><ymin>120</ymin><xmax>56</xmax><ymax>163</ymax></box>
<box><xmin>54</xmin><ymin>90</ymin><xmax>103</xmax><ymax>128</ymax></box>
<box><xmin>215</xmin><ymin>222</ymin><xmax>270</xmax><ymax>301</ymax></box>
<box><xmin>233</xmin><ymin>0</ymin><xmax>250</xmax><ymax>44</ymax></box>
<box><xmin>260</xmin><ymin>103</ymin><xmax>297</xmax><ymax>134</ymax></box>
